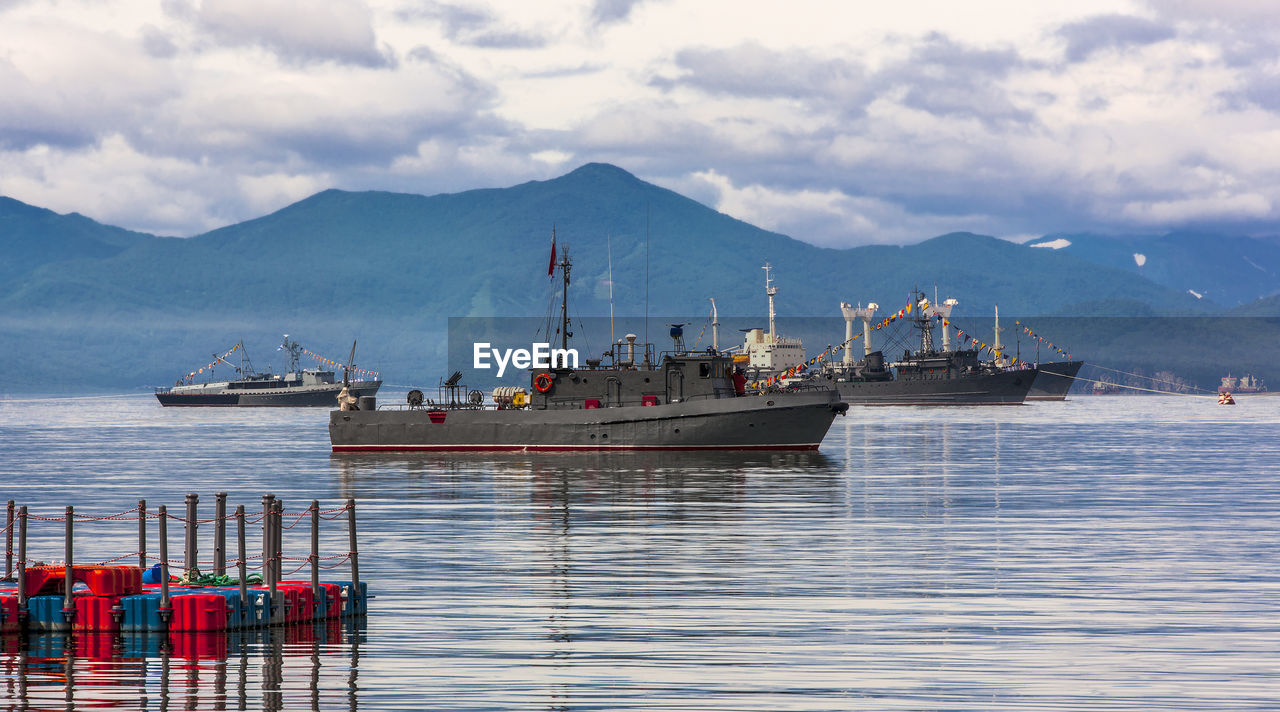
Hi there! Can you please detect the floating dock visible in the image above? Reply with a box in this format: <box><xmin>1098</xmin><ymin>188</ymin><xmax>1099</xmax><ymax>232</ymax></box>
<box><xmin>0</xmin><ymin>494</ymin><xmax>367</xmax><ymax>634</ymax></box>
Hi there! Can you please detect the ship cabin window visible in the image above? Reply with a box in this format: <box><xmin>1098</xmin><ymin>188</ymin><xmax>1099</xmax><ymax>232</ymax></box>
<box><xmin>699</xmin><ymin>363</ymin><xmax>710</xmax><ymax>378</ymax></box>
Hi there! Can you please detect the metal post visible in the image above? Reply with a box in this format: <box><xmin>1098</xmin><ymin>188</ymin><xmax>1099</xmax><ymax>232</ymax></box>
<box><xmin>269</xmin><ymin>499</ymin><xmax>281</xmax><ymax>626</ymax></box>
<box><xmin>214</xmin><ymin>492</ymin><xmax>227</xmax><ymax>576</ymax></box>
<box><xmin>184</xmin><ymin>493</ymin><xmax>198</xmax><ymax>580</ymax></box>
<box><xmin>261</xmin><ymin>494</ymin><xmax>274</xmax><ymax>589</ymax></box>
<box><xmin>236</xmin><ymin>505</ymin><xmax>247</xmax><ymax>613</ymax></box>
<box><xmin>269</xmin><ymin>501</ymin><xmax>280</xmax><ymax>598</ymax></box>
<box><xmin>347</xmin><ymin>499</ymin><xmax>360</xmax><ymax>617</ymax></box>
<box><xmin>62</xmin><ymin>506</ymin><xmax>74</xmax><ymax>628</ymax></box>
<box><xmin>310</xmin><ymin>500</ymin><xmax>320</xmax><ymax>619</ymax></box>
<box><xmin>5</xmin><ymin>500</ymin><xmax>13</xmax><ymax>578</ymax></box>
<box><xmin>158</xmin><ymin>505</ymin><xmax>171</xmax><ymax>629</ymax></box>
<box><xmin>273</xmin><ymin>499</ymin><xmax>284</xmax><ymax>584</ymax></box>
<box><xmin>138</xmin><ymin>499</ymin><xmax>147</xmax><ymax>571</ymax></box>
<box><xmin>16</xmin><ymin>507</ymin><xmax>27</xmax><ymax>623</ymax></box>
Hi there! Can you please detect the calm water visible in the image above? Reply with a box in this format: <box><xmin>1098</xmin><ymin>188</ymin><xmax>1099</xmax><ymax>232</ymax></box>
<box><xmin>1</xmin><ymin>393</ymin><xmax>1278</xmax><ymax>710</ymax></box>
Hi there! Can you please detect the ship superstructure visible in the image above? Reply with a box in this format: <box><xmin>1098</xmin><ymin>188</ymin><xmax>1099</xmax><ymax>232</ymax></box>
<box><xmin>738</xmin><ymin>263</ymin><xmax>805</xmax><ymax>378</ymax></box>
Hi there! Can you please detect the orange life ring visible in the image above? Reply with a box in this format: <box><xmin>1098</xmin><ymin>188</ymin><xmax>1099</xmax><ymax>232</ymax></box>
<box><xmin>533</xmin><ymin>373</ymin><xmax>554</xmax><ymax>393</ymax></box>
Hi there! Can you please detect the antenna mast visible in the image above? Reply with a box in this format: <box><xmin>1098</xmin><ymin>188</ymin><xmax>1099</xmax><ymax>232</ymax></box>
<box><xmin>763</xmin><ymin>263</ymin><xmax>778</xmax><ymax>338</ymax></box>
<box><xmin>607</xmin><ymin>233</ymin><xmax>615</xmax><ymax>348</ymax></box>
<box><xmin>560</xmin><ymin>245</ymin><xmax>572</xmax><ymax>352</ymax></box>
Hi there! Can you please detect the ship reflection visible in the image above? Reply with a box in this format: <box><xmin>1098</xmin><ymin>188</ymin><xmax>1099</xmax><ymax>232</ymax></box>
<box><xmin>331</xmin><ymin>449</ymin><xmax>841</xmax><ymax>502</ymax></box>
<box><xmin>0</xmin><ymin>619</ymin><xmax>364</xmax><ymax>711</ymax></box>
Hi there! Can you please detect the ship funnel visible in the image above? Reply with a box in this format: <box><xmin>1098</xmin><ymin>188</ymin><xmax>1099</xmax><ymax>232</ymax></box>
<box><xmin>841</xmin><ymin>301</ymin><xmax>878</xmax><ymax>357</ymax></box>
<box><xmin>929</xmin><ymin>298</ymin><xmax>959</xmax><ymax>351</ymax></box>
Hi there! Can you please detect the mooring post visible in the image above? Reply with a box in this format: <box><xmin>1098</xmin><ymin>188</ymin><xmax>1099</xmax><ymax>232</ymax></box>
<box><xmin>184</xmin><ymin>493</ymin><xmax>198</xmax><ymax>580</ymax></box>
<box><xmin>5</xmin><ymin>500</ymin><xmax>13</xmax><ymax>578</ymax></box>
<box><xmin>236</xmin><ymin>505</ymin><xmax>247</xmax><ymax>618</ymax></box>
<box><xmin>158</xmin><ymin>505</ymin><xmax>171</xmax><ymax>630</ymax></box>
<box><xmin>261</xmin><ymin>494</ymin><xmax>275</xmax><ymax>590</ymax></box>
<box><xmin>274</xmin><ymin>499</ymin><xmax>285</xmax><ymax>585</ymax></box>
<box><xmin>62</xmin><ymin>506</ymin><xmax>74</xmax><ymax>628</ymax></box>
<box><xmin>214</xmin><ymin>492</ymin><xmax>227</xmax><ymax>576</ymax></box>
<box><xmin>270</xmin><ymin>501</ymin><xmax>284</xmax><ymax>626</ymax></box>
<box><xmin>16</xmin><ymin>506</ymin><xmax>27</xmax><ymax>626</ymax></box>
<box><xmin>310</xmin><ymin>500</ymin><xmax>320</xmax><ymax>619</ymax></box>
<box><xmin>269</xmin><ymin>500</ymin><xmax>280</xmax><ymax>599</ymax></box>
<box><xmin>138</xmin><ymin>499</ymin><xmax>147</xmax><ymax>572</ymax></box>
<box><xmin>347</xmin><ymin>498</ymin><xmax>360</xmax><ymax>617</ymax></box>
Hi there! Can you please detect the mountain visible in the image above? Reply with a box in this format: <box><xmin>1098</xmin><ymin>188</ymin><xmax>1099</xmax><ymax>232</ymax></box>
<box><xmin>1029</xmin><ymin>231</ymin><xmax>1280</xmax><ymax>307</ymax></box>
<box><xmin>0</xmin><ymin>196</ymin><xmax>161</xmax><ymax>284</ymax></box>
<box><xmin>0</xmin><ymin>163</ymin><xmax>1240</xmax><ymax>392</ymax></box>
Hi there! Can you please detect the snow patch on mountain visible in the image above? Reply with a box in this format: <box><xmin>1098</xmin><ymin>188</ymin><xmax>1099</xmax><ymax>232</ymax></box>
<box><xmin>1133</xmin><ymin>253</ymin><xmax>1147</xmax><ymax>267</ymax></box>
<box><xmin>1188</xmin><ymin>289</ymin><xmax>1202</xmax><ymax>299</ymax></box>
<box><xmin>1029</xmin><ymin>238</ymin><xmax>1071</xmax><ymax>249</ymax></box>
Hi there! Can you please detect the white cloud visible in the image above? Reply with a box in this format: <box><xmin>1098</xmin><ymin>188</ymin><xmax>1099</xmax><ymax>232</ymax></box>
<box><xmin>1030</xmin><ymin>239</ymin><xmax>1072</xmax><ymax>249</ymax></box>
<box><xmin>192</xmin><ymin>0</ymin><xmax>390</xmax><ymax>67</ymax></box>
<box><xmin>1133</xmin><ymin>252</ymin><xmax>1147</xmax><ymax>266</ymax></box>
<box><xmin>1121</xmin><ymin>193</ymin><xmax>1273</xmax><ymax>224</ymax></box>
<box><xmin>1</xmin><ymin>0</ymin><xmax>1279</xmax><ymax>244</ymax></box>
<box><xmin>687</xmin><ymin>169</ymin><xmax>991</xmax><ymax>246</ymax></box>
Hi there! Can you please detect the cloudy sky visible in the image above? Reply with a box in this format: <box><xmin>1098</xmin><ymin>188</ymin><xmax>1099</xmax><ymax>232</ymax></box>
<box><xmin>2</xmin><ymin>0</ymin><xmax>1278</xmax><ymax>246</ymax></box>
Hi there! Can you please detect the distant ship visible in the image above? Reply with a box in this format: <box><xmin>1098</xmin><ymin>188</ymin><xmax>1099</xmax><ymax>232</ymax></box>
<box><xmin>1091</xmin><ymin>377</ymin><xmax>1122</xmax><ymax>395</ymax></box>
<box><xmin>733</xmin><ymin>262</ymin><xmax>806</xmax><ymax>381</ymax></box>
<box><xmin>814</xmin><ymin>292</ymin><xmax>1035</xmax><ymax>405</ymax></box>
<box><xmin>1219</xmin><ymin>373</ymin><xmax>1266</xmax><ymax>394</ymax></box>
<box><xmin>330</xmin><ymin>246</ymin><xmax>847</xmax><ymax>452</ymax></box>
<box><xmin>155</xmin><ymin>337</ymin><xmax>381</xmax><ymax>407</ymax></box>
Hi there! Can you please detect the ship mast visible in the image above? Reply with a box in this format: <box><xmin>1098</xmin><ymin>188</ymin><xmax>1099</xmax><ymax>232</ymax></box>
<box><xmin>559</xmin><ymin>245</ymin><xmax>572</xmax><ymax>352</ymax></box>
<box><xmin>992</xmin><ymin>303</ymin><xmax>1003</xmax><ymax>364</ymax></box>
<box><xmin>763</xmin><ymin>263</ymin><xmax>778</xmax><ymax>341</ymax></box>
<box><xmin>914</xmin><ymin>290</ymin><xmax>935</xmax><ymax>353</ymax></box>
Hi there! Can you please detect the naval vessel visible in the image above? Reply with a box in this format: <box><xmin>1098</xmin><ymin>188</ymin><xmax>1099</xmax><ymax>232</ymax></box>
<box><xmin>813</xmin><ymin>292</ymin><xmax>1036</xmax><ymax>405</ymax></box>
<box><xmin>156</xmin><ymin>337</ymin><xmax>381</xmax><ymax>407</ymax></box>
<box><xmin>330</xmin><ymin>247</ymin><xmax>847</xmax><ymax>452</ymax></box>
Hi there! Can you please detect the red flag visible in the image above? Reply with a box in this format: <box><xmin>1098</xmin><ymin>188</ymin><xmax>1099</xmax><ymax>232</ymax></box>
<box><xmin>548</xmin><ymin>235</ymin><xmax>556</xmax><ymax>276</ymax></box>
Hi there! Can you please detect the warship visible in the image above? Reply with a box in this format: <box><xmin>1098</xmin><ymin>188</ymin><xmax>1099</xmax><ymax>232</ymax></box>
<box><xmin>812</xmin><ymin>292</ymin><xmax>1036</xmax><ymax>406</ymax></box>
<box><xmin>156</xmin><ymin>337</ymin><xmax>381</xmax><ymax>407</ymax></box>
<box><xmin>329</xmin><ymin>248</ymin><xmax>848</xmax><ymax>452</ymax></box>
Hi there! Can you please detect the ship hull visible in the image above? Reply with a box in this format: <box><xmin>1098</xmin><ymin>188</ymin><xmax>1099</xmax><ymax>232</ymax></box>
<box><xmin>330</xmin><ymin>391</ymin><xmax>845</xmax><ymax>452</ymax></box>
<box><xmin>157</xmin><ymin>381</ymin><xmax>382</xmax><ymax>407</ymax></box>
<box><xmin>828</xmin><ymin>369</ymin><xmax>1034</xmax><ymax>406</ymax></box>
<box><xmin>1026</xmin><ymin>361</ymin><xmax>1084</xmax><ymax>401</ymax></box>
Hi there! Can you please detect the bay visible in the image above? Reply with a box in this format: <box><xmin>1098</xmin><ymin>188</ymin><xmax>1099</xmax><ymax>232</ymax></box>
<box><xmin>0</xmin><ymin>393</ymin><xmax>1277</xmax><ymax>710</ymax></box>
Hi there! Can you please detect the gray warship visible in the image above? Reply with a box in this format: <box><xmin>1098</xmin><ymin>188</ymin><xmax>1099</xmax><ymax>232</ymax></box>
<box><xmin>156</xmin><ymin>337</ymin><xmax>381</xmax><ymax>407</ymax></box>
<box><xmin>813</xmin><ymin>292</ymin><xmax>1036</xmax><ymax>406</ymax></box>
<box><xmin>329</xmin><ymin>249</ymin><xmax>848</xmax><ymax>452</ymax></box>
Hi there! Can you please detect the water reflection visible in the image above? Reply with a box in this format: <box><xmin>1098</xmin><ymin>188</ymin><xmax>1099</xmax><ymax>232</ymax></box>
<box><xmin>0</xmin><ymin>620</ymin><xmax>364</xmax><ymax>711</ymax></box>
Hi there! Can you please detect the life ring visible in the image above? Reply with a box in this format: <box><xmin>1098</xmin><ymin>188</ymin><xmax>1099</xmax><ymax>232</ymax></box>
<box><xmin>533</xmin><ymin>373</ymin><xmax>554</xmax><ymax>393</ymax></box>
